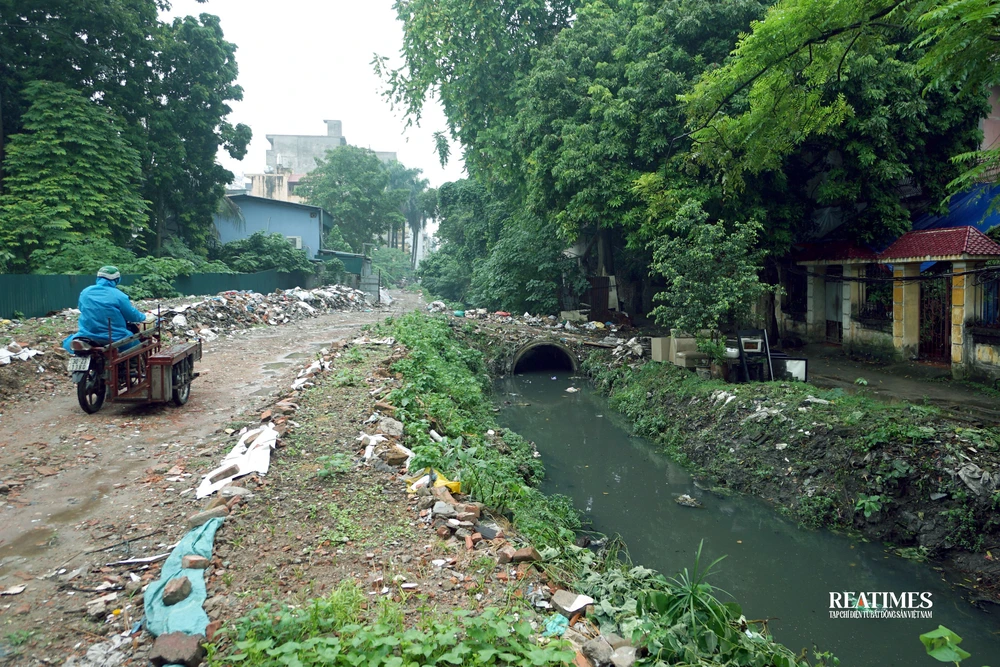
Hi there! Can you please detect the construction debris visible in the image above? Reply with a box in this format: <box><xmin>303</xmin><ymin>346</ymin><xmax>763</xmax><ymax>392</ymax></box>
<box><xmin>153</xmin><ymin>285</ymin><xmax>377</xmax><ymax>339</ymax></box>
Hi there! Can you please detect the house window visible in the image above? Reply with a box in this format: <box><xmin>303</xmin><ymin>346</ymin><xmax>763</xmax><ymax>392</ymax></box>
<box><xmin>978</xmin><ymin>271</ymin><xmax>1000</xmax><ymax>327</ymax></box>
<box><xmin>857</xmin><ymin>264</ymin><xmax>892</xmax><ymax>329</ymax></box>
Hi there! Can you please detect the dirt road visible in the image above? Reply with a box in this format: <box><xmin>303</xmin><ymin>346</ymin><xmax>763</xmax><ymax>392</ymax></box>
<box><xmin>0</xmin><ymin>291</ymin><xmax>419</xmax><ymax>658</ymax></box>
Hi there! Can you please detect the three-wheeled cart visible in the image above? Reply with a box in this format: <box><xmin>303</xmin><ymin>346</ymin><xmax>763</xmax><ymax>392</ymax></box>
<box><xmin>68</xmin><ymin>321</ymin><xmax>201</xmax><ymax>414</ymax></box>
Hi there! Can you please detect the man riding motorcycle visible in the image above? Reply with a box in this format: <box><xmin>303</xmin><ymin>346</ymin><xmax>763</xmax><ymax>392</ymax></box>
<box><xmin>62</xmin><ymin>266</ymin><xmax>153</xmax><ymax>352</ymax></box>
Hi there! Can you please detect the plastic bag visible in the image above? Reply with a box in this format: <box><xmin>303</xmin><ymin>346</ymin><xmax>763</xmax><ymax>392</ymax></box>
<box><xmin>404</xmin><ymin>467</ymin><xmax>461</xmax><ymax>494</ymax></box>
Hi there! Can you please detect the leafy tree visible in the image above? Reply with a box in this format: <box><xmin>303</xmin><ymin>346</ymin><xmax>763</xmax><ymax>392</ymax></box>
<box><xmin>378</xmin><ymin>0</ymin><xmax>580</xmax><ymax>174</ymax></box>
<box><xmin>212</xmin><ymin>231</ymin><xmax>314</xmax><ymax>274</ymax></box>
<box><xmin>385</xmin><ymin>160</ymin><xmax>427</xmax><ymax>252</ymax></box>
<box><xmin>683</xmin><ymin>0</ymin><xmax>996</xmax><ymax>201</ymax></box>
<box><xmin>32</xmin><ymin>239</ymin><xmax>140</xmax><ymax>276</ymax></box>
<box><xmin>414</xmin><ymin>187</ymin><xmax>438</xmax><ymax>266</ymax></box>
<box><xmin>323</xmin><ymin>224</ymin><xmax>354</xmax><ymax>253</ymax></box>
<box><xmin>647</xmin><ymin>199</ymin><xmax>772</xmax><ymax>332</ymax></box>
<box><xmin>298</xmin><ymin>146</ymin><xmax>405</xmax><ymax>252</ymax></box>
<box><xmin>416</xmin><ymin>179</ymin><xmax>507</xmax><ymax>303</ymax></box>
<box><xmin>468</xmin><ymin>214</ymin><xmax>589</xmax><ymax>314</ymax></box>
<box><xmin>142</xmin><ymin>13</ymin><xmax>251</xmax><ymax>252</ymax></box>
<box><xmin>0</xmin><ymin>81</ymin><xmax>148</xmax><ymax>272</ymax></box>
<box><xmin>0</xmin><ymin>2</ymin><xmax>249</xmax><ymax>252</ymax></box>
<box><xmin>0</xmin><ymin>0</ymin><xmax>160</xmax><ymax>193</ymax></box>
<box><xmin>511</xmin><ymin>0</ymin><xmax>769</xmax><ymax>241</ymax></box>
<box><xmin>318</xmin><ymin>257</ymin><xmax>347</xmax><ymax>286</ymax></box>
<box><xmin>417</xmin><ymin>246</ymin><xmax>471</xmax><ymax>303</ymax></box>
<box><xmin>371</xmin><ymin>247</ymin><xmax>416</xmax><ymax>287</ymax></box>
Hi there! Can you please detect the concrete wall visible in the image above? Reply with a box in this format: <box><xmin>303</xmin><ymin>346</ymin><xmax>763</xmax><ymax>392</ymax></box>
<box><xmin>250</xmin><ymin>173</ymin><xmax>290</xmax><ymax>201</ymax></box>
<box><xmin>892</xmin><ymin>264</ymin><xmax>920</xmax><ymax>359</ymax></box>
<box><xmin>972</xmin><ymin>342</ymin><xmax>1000</xmax><ymax>381</ymax></box>
<box><xmin>265</xmin><ymin>120</ymin><xmax>397</xmax><ymax>174</ymax></box>
<box><xmin>805</xmin><ymin>266</ymin><xmax>827</xmax><ymax>340</ymax></box>
<box><xmin>214</xmin><ymin>198</ymin><xmax>324</xmax><ymax>260</ymax></box>
<box><xmin>266</xmin><ymin>134</ymin><xmax>347</xmax><ymax>174</ymax></box>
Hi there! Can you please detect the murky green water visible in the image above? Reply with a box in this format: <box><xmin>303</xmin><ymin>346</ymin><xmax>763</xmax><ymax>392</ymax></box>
<box><xmin>496</xmin><ymin>372</ymin><xmax>1000</xmax><ymax>666</ymax></box>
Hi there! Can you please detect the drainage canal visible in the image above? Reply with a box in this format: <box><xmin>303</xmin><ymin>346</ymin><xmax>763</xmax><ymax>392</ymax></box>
<box><xmin>511</xmin><ymin>342</ymin><xmax>577</xmax><ymax>374</ymax></box>
<box><xmin>495</xmin><ymin>371</ymin><xmax>1000</xmax><ymax>666</ymax></box>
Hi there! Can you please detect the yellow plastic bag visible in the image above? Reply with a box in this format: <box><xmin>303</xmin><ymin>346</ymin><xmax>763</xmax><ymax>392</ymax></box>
<box><xmin>404</xmin><ymin>467</ymin><xmax>461</xmax><ymax>494</ymax></box>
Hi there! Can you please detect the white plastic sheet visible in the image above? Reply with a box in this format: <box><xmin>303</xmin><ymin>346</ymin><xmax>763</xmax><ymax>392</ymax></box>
<box><xmin>196</xmin><ymin>425</ymin><xmax>280</xmax><ymax>498</ymax></box>
<box><xmin>0</xmin><ymin>345</ymin><xmax>41</xmax><ymax>365</ymax></box>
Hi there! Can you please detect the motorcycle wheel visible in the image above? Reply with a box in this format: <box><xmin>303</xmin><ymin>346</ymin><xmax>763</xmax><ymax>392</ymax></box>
<box><xmin>172</xmin><ymin>361</ymin><xmax>191</xmax><ymax>406</ymax></box>
<box><xmin>77</xmin><ymin>370</ymin><xmax>106</xmax><ymax>414</ymax></box>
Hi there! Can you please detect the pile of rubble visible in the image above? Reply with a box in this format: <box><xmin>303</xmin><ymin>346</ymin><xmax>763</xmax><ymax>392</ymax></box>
<box><xmin>427</xmin><ymin>301</ymin><xmax>632</xmax><ymax>335</ymax></box>
<box><xmin>152</xmin><ymin>285</ymin><xmax>377</xmax><ymax>340</ymax></box>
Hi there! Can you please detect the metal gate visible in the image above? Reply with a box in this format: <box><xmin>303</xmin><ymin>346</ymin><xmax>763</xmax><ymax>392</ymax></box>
<box><xmin>587</xmin><ymin>276</ymin><xmax>611</xmax><ymax>322</ymax></box>
<box><xmin>920</xmin><ymin>273</ymin><xmax>952</xmax><ymax>361</ymax></box>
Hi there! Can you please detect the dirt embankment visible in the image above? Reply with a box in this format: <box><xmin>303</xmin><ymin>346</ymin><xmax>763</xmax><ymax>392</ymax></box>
<box><xmin>574</xmin><ymin>353</ymin><xmax>1000</xmax><ymax>608</ymax></box>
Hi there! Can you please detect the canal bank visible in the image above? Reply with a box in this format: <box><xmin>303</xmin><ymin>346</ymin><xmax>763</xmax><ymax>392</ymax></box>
<box><xmin>577</xmin><ymin>352</ymin><xmax>1000</xmax><ymax>606</ymax></box>
<box><xmin>495</xmin><ymin>371</ymin><xmax>1000</xmax><ymax>665</ymax></box>
<box><xmin>379</xmin><ymin>313</ymin><xmax>834</xmax><ymax>666</ymax></box>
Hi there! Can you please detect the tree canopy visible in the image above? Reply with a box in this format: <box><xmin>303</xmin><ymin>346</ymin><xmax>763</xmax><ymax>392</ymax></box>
<box><xmin>0</xmin><ymin>0</ymin><xmax>250</xmax><ymax>270</ymax></box>
<box><xmin>683</xmin><ymin>0</ymin><xmax>997</xmax><ymax>199</ymax></box>
<box><xmin>391</xmin><ymin>0</ymin><xmax>999</xmax><ymax>328</ymax></box>
<box><xmin>298</xmin><ymin>146</ymin><xmax>406</xmax><ymax>253</ymax></box>
<box><xmin>0</xmin><ymin>82</ymin><xmax>148</xmax><ymax>272</ymax></box>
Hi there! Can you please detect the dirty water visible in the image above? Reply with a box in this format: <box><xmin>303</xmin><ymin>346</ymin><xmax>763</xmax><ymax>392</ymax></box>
<box><xmin>496</xmin><ymin>372</ymin><xmax>1000</xmax><ymax>666</ymax></box>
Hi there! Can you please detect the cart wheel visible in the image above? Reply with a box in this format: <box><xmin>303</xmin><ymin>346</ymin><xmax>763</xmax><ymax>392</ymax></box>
<box><xmin>77</xmin><ymin>370</ymin><xmax>106</xmax><ymax>414</ymax></box>
<box><xmin>172</xmin><ymin>362</ymin><xmax>191</xmax><ymax>406</ymax></box>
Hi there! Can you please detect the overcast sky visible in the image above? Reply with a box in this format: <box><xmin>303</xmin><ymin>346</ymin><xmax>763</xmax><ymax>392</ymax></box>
<box><xmin>163</xmin><ymin>0</ymin><xmax>466</xmax><ymax>188</ymax></box>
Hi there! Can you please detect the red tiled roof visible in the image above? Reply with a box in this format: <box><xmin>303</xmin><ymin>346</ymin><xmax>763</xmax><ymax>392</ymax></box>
<box><xmin>793</xmin><ymin>240</ymin><xmax>879</xmax><ymax>263</ymax></box>
<box><xmin>879</xmin><ymin>226</ymin><xmax>1000</xmax><ymax>261</ymax></box>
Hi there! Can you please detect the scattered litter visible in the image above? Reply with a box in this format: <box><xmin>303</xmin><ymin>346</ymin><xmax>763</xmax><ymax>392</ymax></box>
<box><xmin>196</xmin><ymin>425</ymin><xmax>280</xmax><ymax>498</ymax></box>
<box><xmin>405</xmin><ymin>468</ymin><xmax>461</xmax><ymax>494</ymax></box>
<box><xmin>551</xmin><ymin>590</ymin><xmax>594</xmax><ymax>615</ymax></box>
<box><xmin>63</xmin><ymin>633</ymin><xmax>130</xmax><ymax>667</ymax></box>
<box><xmin>565</xmin><ymin>387</ymin><xmax>580</xmax><ymax>393</ymax></box>
<box><xmin>542</xmin><ymin>613</ymin><xmax>569</xmax><ymax>637</ymax></box>
<box><xmin>0</xmin><ymin>342</ymin><xmax>42</xmax><ymax>365</ymax></box>
<box><xmin>353</xmin><ymin>336</ymin><xmax>396</xmax><ymax>346</ymax></box>
<box><xmin>675</xmin><ymin>494</ymin><xmax>702</xmax><ymax>508</ymax></box>
<box><xmin>804</xmin><ymin>395</ymin><xmax>832</xmax><ymax>405</ymax></box>
<box><xmin>1</xmin><ymin>584</ymin><xmax>26</xmax><ymax>595</ymax></box>
<box><xmin>107</xmin><ymin>552</ymin><xmax>171</xmax><ymax>567</ymax></box>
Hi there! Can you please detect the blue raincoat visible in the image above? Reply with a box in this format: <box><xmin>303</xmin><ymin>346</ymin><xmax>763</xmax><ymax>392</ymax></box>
<box><xmin>62</xmin><ymin>277</ymin><xmax>146</xmax><ymax>351</ymax></box>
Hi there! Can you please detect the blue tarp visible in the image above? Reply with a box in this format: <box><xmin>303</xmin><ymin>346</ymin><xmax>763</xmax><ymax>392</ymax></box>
<box><xmin>144</xmin><ymin>517</ymin><xmax>224</xmax><ymax>638</ymax></box>
<box><xmin>912</xmin><ymin>183</ymin><xmax>1000</xmax><ymax>234</ymax></box>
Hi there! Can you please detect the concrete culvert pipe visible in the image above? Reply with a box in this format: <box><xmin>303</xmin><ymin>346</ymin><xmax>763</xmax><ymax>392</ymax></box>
<box><xmin>511</xmin><ymin>341</ymin><xmax>577</xmax><ymax>374</ymax></box>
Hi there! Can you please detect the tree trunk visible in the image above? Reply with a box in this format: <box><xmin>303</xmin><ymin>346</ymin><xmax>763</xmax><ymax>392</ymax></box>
<box><xmin>411</xmin><ymin>225</ymin><xmax>419</xmax><ymax>268</ymax></box>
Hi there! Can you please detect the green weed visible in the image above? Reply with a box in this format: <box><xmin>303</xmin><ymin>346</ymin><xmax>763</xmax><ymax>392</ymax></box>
<box><xmin>855</xmin><ymin>494</ymin><xmax>884</xmax><ymax>518</ymax></box>
<box><xmin>207</xmin><ymin>581</ymin><xmax>575</xmax><ymax>667</ymax></box>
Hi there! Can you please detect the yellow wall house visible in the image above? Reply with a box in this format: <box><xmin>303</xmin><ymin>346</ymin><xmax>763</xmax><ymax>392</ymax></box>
<box><xmin>793</xmin><ymin>227</ymin><xmax>1000</xmax><ymax>381</ymax></box>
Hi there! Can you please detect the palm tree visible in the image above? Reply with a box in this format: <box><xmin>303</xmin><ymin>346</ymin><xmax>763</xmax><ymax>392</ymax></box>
<box><xmin>413</xmin><ymin>187</ymin><xmax>438</xmax><ymax>267</ymax></box>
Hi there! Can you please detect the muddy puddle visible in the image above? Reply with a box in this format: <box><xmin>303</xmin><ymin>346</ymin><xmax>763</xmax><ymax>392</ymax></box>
<box><xmin>496</xmin><ymin>371</ymin><xmax>1000</xmax><ymax>666</ymax></box>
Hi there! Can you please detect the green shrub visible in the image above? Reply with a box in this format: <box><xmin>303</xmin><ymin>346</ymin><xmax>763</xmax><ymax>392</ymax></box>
<box><xmin>211</xmin><ymin>231</ymin><xmax>313</xmax><ymax>273</ymax></box>
<box><xmin>371</xmin><ymin>246</ymin><xmax>415</xmax><ymax>287</ymax></box>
